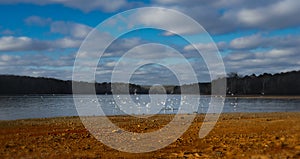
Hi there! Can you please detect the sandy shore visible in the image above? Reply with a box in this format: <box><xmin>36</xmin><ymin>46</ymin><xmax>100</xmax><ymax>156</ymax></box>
<box><xmin>1</xmin><ymin>112</ymin><xmax>300</xmax><ymax>158</ymax></box>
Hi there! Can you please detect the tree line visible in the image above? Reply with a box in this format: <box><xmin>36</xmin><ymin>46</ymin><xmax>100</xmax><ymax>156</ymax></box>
<box><xmin>0</xmin><ymin>70</ymin><xmax>299</xmax><ymax>95</ymax></box>
<box><xmin>221</xmin><ymin>70</ymin><xmax>300</xmax><ymax>95</ymax></box>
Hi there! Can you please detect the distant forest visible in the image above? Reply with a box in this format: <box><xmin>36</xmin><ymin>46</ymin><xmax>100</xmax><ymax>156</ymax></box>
<box><xmin>0</xmin><ymin>70</ymin><xmax>299</xmax><ymax>95</ymax></box>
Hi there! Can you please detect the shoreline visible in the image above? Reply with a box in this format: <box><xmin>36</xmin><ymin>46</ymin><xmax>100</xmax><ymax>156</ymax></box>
<box><xmin>1</xmin><ymin>94</ymin><xmax>300</xmax><ymax>98</ymax></box>
<box><xmin>1</xmin><ymin>112</ymin><xmax>300</xmax><ymax>158</ymax></box>
<box><xmin>224</xmin><ymin>95</ymin><xmax>300</xmax><ymax>99</ymax></box>
<box><xmin>2</xmin><ymin>110</ymin><xmax>300</xmax><ymax>121</ymax></box>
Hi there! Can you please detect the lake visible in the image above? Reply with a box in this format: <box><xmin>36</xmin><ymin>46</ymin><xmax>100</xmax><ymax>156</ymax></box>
<box><xmin>0</xmin><ymin>95</ymin><xmax>300</xmax><ymax>120</ymax></box>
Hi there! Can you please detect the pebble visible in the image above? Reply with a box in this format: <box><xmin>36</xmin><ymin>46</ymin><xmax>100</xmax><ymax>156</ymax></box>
<box><xmin>5</xmin><ymin>143</ymin><xmax>15</xmax><ymax>148</ymax></box>
<box><xmin>295</xmin><ymin>145</ymin><xmax>300</xmax><ymax>150</ymax></box>
<box><xmin>112</xmin><ymin>129</ymin><xmax>122</xmax><ymax>133</ymax></box>
<box><xmin>280</xmin><ymin>137</ymin><xmax>285</xmax><ymax>141</ymax></box>
<box><xmin>170</xmin><ymin>153</ymin><xmax>178</xmax><ymax>157</ymax></box>
<box><xmin>250</xmin><ymin>155</ymin><xmax>270</xmax><ymax>159</ymax></box>
<box><xmin>177</xmin><ymin>151</ymin><xmax>185</xmax><ymax>157</ymax></box>
<box><xmin>184</xmin><ymin>154</ymin><xmax>194</xmax><ymax>158</ymax></box>
<box><xmin>193</xmin><ymin>153</ymin><xmax>201</xmax><ymax>157</ymax></box>
<box><xmin>215</xmin><ymin>151</ymin><xmax>223</xmax><ymax>157</ymax></box>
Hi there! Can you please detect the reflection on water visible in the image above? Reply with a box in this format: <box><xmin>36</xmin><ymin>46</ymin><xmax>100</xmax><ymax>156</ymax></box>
<box><xmin>0</xmin><ymin>95</ymin><xmax>299</xmax><ymax>120</ymax></box>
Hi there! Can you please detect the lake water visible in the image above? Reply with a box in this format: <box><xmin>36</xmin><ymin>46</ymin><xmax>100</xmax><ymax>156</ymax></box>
<box><xmin>0</xmin><ymin>95</ymin><xmax>300</xmax><ymax>120</ymax></box>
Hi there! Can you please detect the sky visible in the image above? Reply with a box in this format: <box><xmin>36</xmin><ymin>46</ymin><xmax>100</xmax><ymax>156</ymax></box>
<box><xmin>0</xmin><ymin>0</ymin><xmax>300</xmax><ymax>85</ymax></box>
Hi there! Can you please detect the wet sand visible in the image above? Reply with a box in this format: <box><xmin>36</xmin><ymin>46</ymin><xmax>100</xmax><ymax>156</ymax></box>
<box><xmin>1</xmin><ymin>112</ymin><xmax>300</xmax><ymax>158</ymax></box>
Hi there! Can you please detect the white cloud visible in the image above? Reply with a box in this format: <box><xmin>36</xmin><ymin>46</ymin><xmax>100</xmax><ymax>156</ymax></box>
<box><xmin>0</xmin><ymin>36</ymin><xmax>49</xmax><ymax>51</ymax></box>
<box><xmin>0</xmin><ymin>36</ymin><xmax>83</xmax><ymax>52</ymax></box>
<box><xmin>24</xmin><ymin>16</ymin><xmax>52</xmax><ymax>26</ymax></box>
<box><xmin>236</xmin><ymin>0</ymin><xmax>300</xmax><ymax>29</ymax></box>
<box><xmin>224</xmin><ymin>48</ymin><xmax>300</xmax><ymax>75</ymax></box>
<box><xmin>24</xmin><ymin>16</ymin><xmax>93</xmax><ymax>39</ymax></box>
<box><xmin>0</xmin><ymin>0</ymin><xmax>128</xmax><ymax>12</ymax></box>
<box><xmin>106</xmin><ymin>38</ymin><xmax>142</xmax><ymax>53</ymax></box>
<box><xmin>0</xmin><ymin>53</ymin><xmax>75</xmax><ymax>69</ymax></box>
<box><xmin>51</xmin><ymin>21</ymin><xmax>92</xmax><ymax>39</ymax></box>
<box><xmin>182</xmin><ymin>33</ymin><xmax>300</xmax><ymax>78</ymax></box>
<box><xmin>0</xmin><ymin>36</ymin><xmax>31</xmax><ymax>51</ymax></box>
<box><xmin>105</xmin><ymin>61</ymin><xmax>117</xmax><ymax>67</ymax></box>
<box><xmin>57</xmin><ymin>0</ymin><xmax>127</xmax><ymax>12</ymax></box>
<box><xmin>255</xmin><ymin>49</ymin><xmax>296</xmax><ymax>58</ymax></box>
<box><xmin>184</xmin><ymin>42</ymin><xmax>226</xmax><ymax>52</ymax></box>
<box><xmin>153</xmin><ymin>0</ymin><xmax>300</xmax><ymax>34</ymax></box>
<box><xmin>153</xmin><ymin>0</ymin><xmax>206</xmax><ymax>6</ymax></box>
<box><xmin>0</xmin><ymin>20</ymin><xmax>95</xmax><ymax>52</ymax></box>
<box><xmin>229</xmin><ymin>34</ymin><xmax>300</xmax><ymax>50</ymax></box>
<box><xmin>224</xmin><ymin>52</ymin><xmax>252</xmax><ymax>61</ymax></box>
<box><xmin>131</xmin><ymin>8</ymin><xmax>203</xmax><ymax>35</ymax></box>
<box><xmin>54</xmin><ymin>37</ymin><xmax>82</xmax><ymax>48</ymax></box>
<box><xmin>229</xmin><ymin>34</ymin><xmax>264</xmax><ymax>49</ymax></box>
<box><xmin>3</xmin><ymin>0</ymin><xmax>300</xmax><ymax>34</ymax></box>
<box><xmin>0</xmin><ymin>65</ymin><xmax>73</xmax><ymax>80</ymax></box>
<box><xmin>183</xmin><ymin>34</ymin><xmax>300</xmax><ymax>53</ymax></box>
<box><xmin>0</xmin><ymin>54</ymin><xmax>19</xmax><ymax>62</ymax></box>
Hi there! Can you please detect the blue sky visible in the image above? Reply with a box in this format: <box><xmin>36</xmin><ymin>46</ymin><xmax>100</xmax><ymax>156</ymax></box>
<box><xmin>0</xmin><ymin>0</ymin><xmax>300</xmax><ymax>84</ymax></box>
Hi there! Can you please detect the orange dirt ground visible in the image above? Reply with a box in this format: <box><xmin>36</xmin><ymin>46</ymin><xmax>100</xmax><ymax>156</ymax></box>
<box><xmin>1</xmin><ymin>112</ymin><xmax>300</xmax><ymax>158</ymax></box>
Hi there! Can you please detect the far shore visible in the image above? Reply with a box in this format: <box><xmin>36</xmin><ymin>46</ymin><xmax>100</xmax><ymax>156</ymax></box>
<box><xmin>1</xmin><ymin>94</ymin><xmax>300</xmax><ymax>99</ymax></box>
